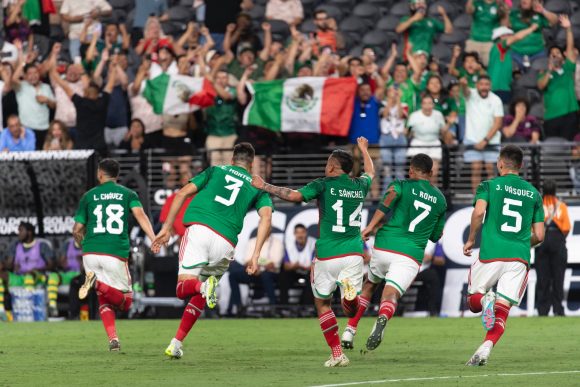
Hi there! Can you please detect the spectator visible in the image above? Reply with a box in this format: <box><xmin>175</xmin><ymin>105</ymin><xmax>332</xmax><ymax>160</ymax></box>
<box><xmin>488</xmin><ymin>24</ymin><xmax>539</xmax><ymax>103</ymax></box>
<box><xmin>98</xmin><ymin>53</ymin><xmax>130</xmax><ymax>149</ymax></box>
<box><xmin>55</xmin><ymin>237</ymin><xmax>83</xmax><ymax>318</ymax></box>
<box><xmin>223</xmin><ymin>22</ymin><xmax>270</xmax><ymax>80</ymax></box>
<box><xmin>229</xmin><ymin>13</ymin><xmax>263</xmax><ymax>54</ymax></box>
<box><xmin>0</xmin><ymin>37</ymin><xmax>18</xmax><ymax>64</ymax></box>
<box><xmin>135</xmin><ymin>16</ymin><xmax>169</xmax><ymax>57</ymax></box>
<box><xmin>501</xmin><ymin>97</ymin><xmax>541</xmax><ymax>143</ymax></box>
<box><xmin>81</xmin><ymin>22</ymin><xmax>131</xmax><ymax>66</ymax></box>
<box><xmin>381</xmin><ymin>44</ymin><xmax>416</xmax><ymax>113</ymax></box>
<box><xmin>130</xmin><ymin>59</ymin><xmax>163</xmax><ymax>145</ymax></box>
<box><xmin>461</xmin><ymin>75</ymin><xmax>503</xmax><ymax>192</ymax></box>
<box><xmin>312</xmin><ymin>9</ymin><xmax>341</xmax><ymax>54</ymax></box>
<box><xmin>278</xmin><ymin>224</ymin><xmax>315</xmax><ymax>308</ymax></box>
<box><xmin>43</xmin><ymin>120</ymin><xmax>73</xmax><ymax>150</ymax></box>
<box><xmin>204</xmin><ymin>0</ymin><xmax>253</xmax><ymax>52</ymax></box>
<box><xmin>509</xmin><ymin>0</ymin><xmax>557</xmax><ymax>71</ymax></box>
<box><xmin>132</xmin><ymin>0</ymin><xmax>169</xmax><ymax>44</ymax></box>
<box><xmin>396</xmin><ymin>0</ymin><xmax>452</xmax><ymax>56</ymax></box>
<box><xmin>445</xmin><ymin>80</ymin><xmax>465</xmax><ymax>142</ymax></box>
<box><xmin>119</xmin><ymin>119</ymin><xmax>147</xmax><ymax>153</ymax></box>
<box><xmin>12</xmin><ymin>60</ymin><xmax>55</xmax><ymax>149</ymax></box>
<box><xmin>406</xmin><ymin>47</ymin><xmax>431</xmax><ymax>112</ymax></box>
<box><xmin>537</xmin><ymin>15</ymin><xmax>579</xmax><ymax>141</ymax></box>
<box><xmin>570</xmin><ymin>133</ymin><xmax>580</xmax><ymax>193</ymax></box>
<box><xmin>5</xmin><ymin>0</ymin><xmax>33</xmax><ymax>44</ymax></box>
<box><xmin>536</xmin><ymin>180</ymin><xmax>570</xmax><ymax>316</ymax></box>
<box><xmin>227</xmin><ymin>234</ymin><xmax>284</xmax><ymax>316</ymax></box>
<box><xmin>380</xmin><ymin>85</ymin><xmax>407</xmax><ymax>191</ymax></box>
<box><xmin>0</xmin><ymin>61</ymin><xmax>12</xmax><ymax>128</ymax></box>
<box><xmin>465</xmin><ymin>0</ymin><xmax>505</xmax><ymax>66</ymax></box>
<box><xmin>265</xmin><ymin>0</ymin><xmax>303</xmax><ymax>27</ymax></box>
<box><xmin>406</xmin><ymin>95</ymin><xmax>453</xmax><ymax>185</ymax></box>
<box><xmin>449</xmin><ymin>48</ymin><xmax>486</xmax><ymax>88</ymax></box>
<box><xmin>416</xmin><ymin>241</ymin><xmax>445</xmax><ymax>317</ymax></box>
<box><xmin>206</xmin><ymin>68</ymin><xmax>238</xmax><ymax>166</ymax></box>
<box><xmin>60</xmin><ymin>0</ymin><xmax>112</xmax><ymax>60</ymax></box>
<box><xmin>0</xmin><ymin>114</ymin><xmax>35</xmax><ymax>152</ymax></box>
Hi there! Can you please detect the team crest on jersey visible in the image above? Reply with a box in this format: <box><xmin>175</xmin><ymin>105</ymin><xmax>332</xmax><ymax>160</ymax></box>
<box><xmin>285</xmin><ymin>84</ymin><xmax>318</xmax><ymax>112</ymax></box>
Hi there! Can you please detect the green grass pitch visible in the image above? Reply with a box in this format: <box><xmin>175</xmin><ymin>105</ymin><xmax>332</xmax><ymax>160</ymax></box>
<box><xmin>1</xmin><ymin>317</ymin><xmax>579</xmax><ymax>386</ymax></box>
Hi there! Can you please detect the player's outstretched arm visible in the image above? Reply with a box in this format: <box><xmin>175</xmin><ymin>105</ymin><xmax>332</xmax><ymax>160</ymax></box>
<box><xmin>131</xmin><ymin>207</ymin><xmax>159</xmax><ymax>253</ymax></box>
<box><xmin>463</xmin><ymin>199</ymin><xmax>487</xmax><ymax>256</ymax></box>
<box><xmin>72</xmin><ymin>222</ymin><xmax>86</xmax><ymax>246</ymax></box>
<box><xmin>362</xmin><ymin>208</ymin><xmax>387</xmax><ymax>240</ymax></box>
<box><xmin>357</xmin><ymin>136</ymin><xmax>375</xmax><ymax>180</ymax></box>
<box><xmin>152</xmin><ymin>183</ymin><xmax>199</xmax><ymax>250</ymax></box>
<box><xmin>247</xmin><ymin>206</ymin><xmax>273</xmax><ymax>275</ymax></box>
<box><xmin>530</xmin><ymin>222</ymin><xmax>545</xmax><ymax>248</ymax></box>
<box><xmin>251</xmin><ymin>175</ymin><xmax>303</xmax><ymax>202</ymax></box>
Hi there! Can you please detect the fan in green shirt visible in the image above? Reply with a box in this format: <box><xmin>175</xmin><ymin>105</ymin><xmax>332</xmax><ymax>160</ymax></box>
<box><xmin>509</xmin><ymin>2</ymin><xmax>557</xmax><ymax>56</ymax></box>
<box><xmin>466</xmin><ymin>0</ymin><xmax>503</xmax><ymax>43</ymax></box>
<box><xmin>449</xmin><ymin>46</ymin><xmax>487</xmax><ymax>88</ymax></box>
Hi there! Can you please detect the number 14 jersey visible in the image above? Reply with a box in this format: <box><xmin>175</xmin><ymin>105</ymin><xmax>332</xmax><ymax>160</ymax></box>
<box><xmin>374</xmin><ymin>179</ymin><xmax>447</xmax><ymax>264</ymax></box>
<box><xmin>182</xmin><ymin>166</ymin><xmax>273</xmax><ymax>246</ymax></box>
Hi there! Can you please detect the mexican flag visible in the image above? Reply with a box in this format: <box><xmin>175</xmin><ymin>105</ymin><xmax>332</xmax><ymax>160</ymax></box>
<box><xmin>243</xmin><ymin>77</ymin><xmax>357</xmax><ymax>136</ymax></box>
<box><xmin>142</xmin><ymin>73</ymin><xmax>216</xmax><ymax>115</ymax></box>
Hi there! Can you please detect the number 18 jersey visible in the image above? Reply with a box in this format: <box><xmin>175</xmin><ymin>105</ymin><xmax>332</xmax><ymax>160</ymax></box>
<box><xmin>74</xmin><ymin>181</ymin><xmax>142</xmax><ymax>260</ymax></box>
<box><xmin>475</xmin><ymin>174</ymin><xmax>544</xmax><ymax>266</ymax></box>
<box><xmin>182</xmin><ymin>166</ymin><xmax>273</xmax><ymax>246</ymax></box>
<box><xmin>298</xmin><ymin>173</ymin><xmax>371</xmax><ymax>259</ymax></box>
<box><xmin>374</xmin><ymin>179</ymin><xmax>447</xmax><ymax>264</ymax></box>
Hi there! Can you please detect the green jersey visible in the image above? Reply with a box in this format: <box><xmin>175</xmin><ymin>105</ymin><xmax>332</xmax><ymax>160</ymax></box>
<box><xmin>459</xmin><ymin>68</ymin><xmax>484</xmax><ymax>88</ymax></box>
<box><xmin>400</xmin><ymin>16</ymin><xmax>444</xmax><ymax>55</ymax></box>
<box><xmin>182</xmin><ymin>165</ymin><xmax>273</xmax><ymax>246</ymax></box>
<box><xmin>488</xmin><ymin>39</ymin><xmax>513</xmax><ymax>92</ymax></box>
<box><xmin>474</xmin><ymin>174</ymin><xmax>544</xmax><ymax>266</ymax></box>
<box><xmin>298</xmin><ymin>173</ymin><xmax>371</xmax><ymax>259</ymax></box>
<box><xmin>374</xmin><ymin>179</ymin><xmax>447</xmax><ymax>264</ymax></box>
<box><xmin>510</xmin><ymin>10</ymin><xmax>549</xmax><ymax>55</ymax></box>
<box><xmin>74</xmin><ymin>181</ymin><xmax>142</xmax><ymax>260</ymax></box>
<box><xmin>469</xmin><ymin>0</ymin><xmax>501</xmax><ymax>42</ymax></box>
<box><xmin>539</xmin><ymin>59</ymin><xmax>580</xmax><ymax>120</ymax></box>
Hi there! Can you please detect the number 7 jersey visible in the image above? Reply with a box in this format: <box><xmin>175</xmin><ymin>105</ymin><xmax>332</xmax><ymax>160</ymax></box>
<box><xmin>74</xmin><ymin>181</ymin><xmax>143</xmax><ymax>260</ymax></box>
<box><xmin>374</xmin><ymin>179</ymin><xmax>447</xmax><ymax>264</ymax></box>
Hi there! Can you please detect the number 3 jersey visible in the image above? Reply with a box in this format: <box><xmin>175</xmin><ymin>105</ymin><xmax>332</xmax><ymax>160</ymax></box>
<box><xmin>475</xmin><ymin>174</ymin><xmax>544</xmax><ymax>266</ymax></box>
<box><xmin>298</xmin><ymin>173</ymin><xmax>371</xmax><ymax>260</ymax></box>
<box><xmin>182</xmin><ymin>166</ymin><xmax>273</xmax><ymax>246</ymax></box>
<box><xmin>374</xmin><ymin>179</ymin><xmax>447</xmax><ymax>264</ymax></box>
<box><xmin>74</xmin><ymin>181</ymin><xmax>142</xmax><ymax>259</ymax></box>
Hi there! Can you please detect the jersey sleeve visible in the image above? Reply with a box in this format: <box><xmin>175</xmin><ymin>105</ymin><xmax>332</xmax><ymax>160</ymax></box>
<box><xmin>190</xmin><ymin>167</ymin><xmax>213</xmax><ymax>190</ymax></box>
<box><xmin>298</xmin><ymin>178</ymin><xmax>324</xmax><ymax>202</ymax></box>
<box><xmin>74</xmin><ymin>193</ymin><xmax>88</xmax><ymax>224</ymax></box>
<box><xmin>432</xmin><ymin>18</ymin><xmax>444</xmax><ymax>32</ymax></box>
<box><xmin>129</xmin><ymin>190</ymin><xmax>142</xmax><ymax>209</ymax></box>
<box><xmin>255</xmin><ymin>191</ymin><xmax>274</xmax><ymax>211</ymax></box>
<box><xmin>359</xmin><ymin>173</ymin><xmax>372</xmax><ymax>193</ymax></box>
<box><xmin>429</xmin><ymin>212</ymin><xmax>446</xmax><ymax>242</ymax></box>
<box><xmin>533</xmin><ymin>193</ymin><xmax>545</xmax><ymax>223</ymax></box>
<box><xmin>378</xmin><ymin>181</ymin><xmax>401</xmax><ymax>213</ymax></box>
<box><xmin>473</xmin><ymin>181</ymin><xmax>489</xmax><ymax>205</ymax></box>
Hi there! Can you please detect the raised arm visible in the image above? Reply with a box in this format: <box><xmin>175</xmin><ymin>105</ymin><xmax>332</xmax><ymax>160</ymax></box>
<box><xmin>49</xmin><ymin>67</ymin><xmax>74</xmax><ymax>98</ymax></box>
<box><xmin>459</xmin><ymin>76</ymin><xmax>471</xmax><ymax>98</ymax></box>
<box><xmin>103</xmin><ymin>61</ymin><xmax>117</xmax><ymax>93</ymax></box>
<box><xmin>222</xmin><ymin>23</ymin><xmax>237</xmax><ymax>64</ymax></box>
<box><xmin>438</xmin><ymin>6</ymin><xmax>453</xmax><ymax>34</ymax></box>
<box><xmin>560</xmin><ymin>15</ymin><xmax>577</xmax><ymax>62</ymax></box>
<box><xmin>6</xmin><ymin>0</ymin><xmax>24</xmax><ymax>26</ymax></box>
<box><xmin>251</xmin><ymin>175</ymin><xmax>304</xmax><ymax>202</ymax></box>
<box><xmin>505</xmin><ymin>23</ymin><xmax>539</xmax><ymax>46</ymax></box>
<box><xmin>236</xmin><ymin>66</ymin><xmax>254</xmax><ymax>105</ymax></box>
<box><xmin>357</xmin><ymin>136</ymin><xmax>375</xmax><ymax>180</ymax></box>
<box><xmin>463</xmin><ymin>199</ymin><xmax>487</xmax><ymax>256</ymax></box>
<box><xmin>466</xmin><ymin>0</ymin><xmax>475</xmax><ymax>14</ymax></box>
<box><xmin>534</xmin><ymin>1</ymin><xmax>558</xmax><ymax>26</ymax></box>
<box><xmin>246</xmin><ymin>206</ymin><xmax>273</xmax><ymax>275</ymax></box>
<box><xmin>259</xmin><ymin>22</ymin><xmax>272</xmax><ymax>62</ymax></box>
<box><xmin>119</xmin><ymin>23</ymin><xmax>131</xmax><ymax>50</ymax></box>
<box><xmin>448</xmin><ymin>45</ymin><xmax>461</xmax><ymax>77</ymax></box>
<box><xmin>396</xmin><ymin>12</ymin><xmax>421</xmax><ymax>34</ymax></box>
<box><xmin>380</xmin><ymin>43</ymin><xmax>399</xmax><ymax>81</ymax></box>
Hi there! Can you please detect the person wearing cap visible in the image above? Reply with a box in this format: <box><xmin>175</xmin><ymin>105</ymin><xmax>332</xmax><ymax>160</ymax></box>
<box><xmin>223</xmin><ymin>22</ymin><xmax>271</xmax><ymax>81</ymax></box>
<box><xmin>465</xmin><ymin>0</ymin><xmax>505</xmax><ymax>67</ymax></box>
<box><xmin>488</xmin><ymin>23</ymin><xmax>539</xmax><ymax>104</ymax></box>
<box><xmin>535</xmin><ymin>180</ymin><xmax>571</xmax><ymax>316</ymax></box>
<box><xmin>396</xmin><ymin>0</ymin><xmax>453</xmax><ymax>57</ymax></box>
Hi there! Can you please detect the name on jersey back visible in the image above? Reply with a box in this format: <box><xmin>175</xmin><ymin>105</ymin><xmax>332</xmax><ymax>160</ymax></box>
<box><xmin>496</xmin><ymin>184</ymin><xmax>535</xmax><ymax>199</ymax></box>
<box><xmin>221</xmin><ymin>166</ymin><xmax>251</xmax><ymax>183</ymax></box>
<box><xmin>412</xmin><ymin>188</ymin><xmax>438</xmax><ymax>204</ymax></box>
<box><xmin>330</xmin><ymin>188</ymin><xmax>364</xmax><ymax>199</ymax></box>
<box><xmin>93</xmin><ymin>193</ymin><xmax>124</xmax><ymax>201</ymax></box>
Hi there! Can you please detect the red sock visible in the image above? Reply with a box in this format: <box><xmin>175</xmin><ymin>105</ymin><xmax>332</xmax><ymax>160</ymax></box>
<box><xmin>342</xmin><ymin>296</ymin><xmax>360</xmax><ymax>318</ymax></box>
<box><xmin>98</xmin><ymin>294</ymin><xmax>117</xmax><ymax>341</ymax></box>
<box><xmin>347</xmin><ymin>296</ymin><xmax>370</xmax><ymax>331</ymax></box>
<box><xmin>467</xmin><ymin>293</ymin><xmax>484</xmax><ymax>313</ymax></box>
<box><xmin>176</xmin><ymin>279</ymin><xmax>202</xmax><ymax>300</ymax></box>
<box><xmin>319</xmin><ymin>310</ymin><xmax>342</xmax><ymax>358</ymax></box>
<box><xmin>378</xmin><ymin>300</ymin><xmax>397</xmax><ymax>320</ymax></box>
<box><xmin>96</xmin><ymin>281</ymin><xmax>132</xmax><ymax>311</ymax></box>
<box><xmin>175</xmin><ymin>294</ymin><xmax>206</xmax><ymax>341</ymax></box>
<box><xmin>485</xmin><ymin>303</ymin><xmax>511</xmax><ymax>345</ymax></box>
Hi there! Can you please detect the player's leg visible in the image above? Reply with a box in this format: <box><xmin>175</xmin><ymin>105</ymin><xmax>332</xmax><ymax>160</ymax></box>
<box><xmin>466</xmin><ymin>260</ymin><xmax>501</xmax><ymax>331</ymax></box>
<box><xmin>338</xmin><ymin>256</ymin><xmax>364</xmax><ymax>317</ymax></box>
<box><xmin>174</xmin><ymin>227</ymin><xmax>210</xmax><ymax>301</ymax></box>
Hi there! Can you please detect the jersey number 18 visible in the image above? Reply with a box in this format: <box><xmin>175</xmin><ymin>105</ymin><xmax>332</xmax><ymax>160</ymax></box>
<box><xmin>93</xmin><ymin>204</ymin><xmax>124</xmax><ymax>235</ymax></box>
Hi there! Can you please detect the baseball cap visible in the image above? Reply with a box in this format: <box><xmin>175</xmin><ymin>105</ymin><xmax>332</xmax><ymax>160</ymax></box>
<box><xmin>492</xmin><ymin>26</ymin><xmax>514</xmax><ymax>41</ymax></box>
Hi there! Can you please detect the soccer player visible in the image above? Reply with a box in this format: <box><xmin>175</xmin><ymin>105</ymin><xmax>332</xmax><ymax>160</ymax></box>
<box><xmin>73</xmin><ymin>158</ymin><xmax>157</xmax><ymax>351</ymax></box>
<box><xmin>153</xmin><ymin>143</ymin><xmax>273</xmax><ymax>359</ymax></box>
<box><xmin>463</xmin><ymin>145</ymin><xmax>545</xmax><ymax>366</ymax></box>
<box><xmin>251</xmin><ymin>137</ymin><xmax>375</xmax><ymax>367</ymax></box>
<box><xmin>341</xmin><ymin>153</ymin><xmax>447</xmax><ymax>351</ymax></box>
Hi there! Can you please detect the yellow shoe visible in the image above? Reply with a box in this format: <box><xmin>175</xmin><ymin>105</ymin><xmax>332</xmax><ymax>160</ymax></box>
<box><xmin>341</xmin><ymin>278</ymin><xmax>357</xmax><ymax>301</ymax></box>
<box><xmin>165</xmin><ymin>339</ymin><xmax>183</xmax><ymax>359</ymax></box>
<box><xmin>200</xmin><ymin>276</ymin><xmax>218</xmax><ymax>309</ymax></box>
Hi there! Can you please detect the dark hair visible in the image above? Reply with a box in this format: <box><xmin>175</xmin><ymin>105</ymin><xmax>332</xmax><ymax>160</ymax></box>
<box><xmin>19</xmin><ymin>222</ymin><xmax>35</xmax><ymax>235</ymax></box>
<box><xmin>348</xmin><ymin>57</ymin><xmax>362</xmax><ymax>66</ymax></box>
<box><xmin>232</xmin><ymin>142</ymin><xmax>255</xmax><ymax>164</ymax></box>
<box><xmin>330</xmin><ymin>149</ymin><xmax>354</xmax><ymax>174</ymax></box>
<box><xmin>98</xmin><ymin>158</ymin><xmax>120</xmax><ymax>178</ymax></box>
<box><xmin>548</xmin><ymin>45</ymin><xmax>564</xmax><ymax>56</ymax></box>
<box><xmin>130</xmin><ymin>118</ymin><xmax>145</xmax><ymax>130</ymax></box>
<box><xmin>478</xmin><ymin>74</ymin><xmax>491</xmax><ymax>82</ymax></box>
<box><xmin>314</xmin><ymin>10</ymin><xmax>328</xmax><ymax>18</ymax></box>
<box><xmin>294</xmin><ymin>223</ymin><xmax>307</xmax><ymax>231</ymax></box>
<box><xmin>499</xmin><ymin>145</ymin><xmax>524</xmax><ymax>169</ymax></box>
<box><xmin>509</xmin><ymin>96</ymin><xmax>530</xmax><ymax>116</ymax></box>
<box><xmin>87</xmin><ymin>81</ymin><xmax>100</xmax><ymax>92</ymax></box>
<box><xmin>24</xmin><ymin>63</ymin><xmax>38</xmax><ymax>73</ymax></box>
<box><xmin>463</xmin><ymin>51</ymin><xmax>480</xmax><ymax>63</ymax></box>
<box><xmin>410</xmin><ymin>153</ymin><xmax>433</xmax><ymax>174</ymax></box>
<box><xmin>421</xmin><ymin>94</ymin><xmax>435</xmax><ymax>103</ymax></box>
<box><xmin>543</xmin><ymin>179</ymin><xmax>557</xmax><ymax>196</ymax></box>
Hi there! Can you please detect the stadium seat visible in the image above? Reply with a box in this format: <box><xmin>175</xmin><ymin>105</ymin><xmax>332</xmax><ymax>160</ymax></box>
<box><xmin>362</xmin><ymin>30</ymin><xmax>395</xmax><ymax>47</ymax></box>
<box><xmin>302</xmin><ymin>0</ymin><xmax>317</xmax><ymax>18</ymax></box>
<box><xmin>253</xmin><ymin>0</ymin><xmax>267</xmax><ymax>5</ymax></box>
<box><xmin>531</xmin><ymin>57</ymin><xmax>549</xmax><ymax>72</ymax></box>
<box><xmin>431</xmin><ymin>42</ymin><xmax>452</xmax><ymax>64</ymax></box>
<box><xmin>555</xmin><ymin>27</ymin><xmax>580</xmax><ymax>46</ymax></box>
<box><xmin>441</xmin><ymin>73</ymin><xmax>458</xmax><ymax>88</ymax></box>
<box><xmin>525</xmin><ymin>89</ymin><xmax>542</xmax><ymax>105</ymax></box>
<box><xmin>267</xmin><ymin>19</ymin><xmax>290</xmax><ymax>38</ymax></box>
<box><xmin>33</xmin><ymin>35</ymin><xmax>50</xmax><ymax>59</ymax></box>
<box><xmin>325</xmin><ymin>0</ymin><xmax>354</xmax><ymax>12</ymax></box>
<box><xmin>365</xmin><ymin>0</ymin><xmax>394</xmax><ymax>6</ymax></box>
<box><xmin>545</xmin><ymin>0</ymin><xmax>571</xmax><ymax>14</ymax></box>
<box><xmin>167</xmin><ymin>6</ymin><xmax>194</xmax><ymax>22</ymax></box>
<box><xmin>299</xmin><ymin>18</ymin><xmax>317</xmax><ymax>34</ymax></box>
<box><xmin>353</xmin><ymin>3</ymin><xmax>381</xmax><ymax>23</ymax></box>
<box><xmin>453</xmin><ymin>13</ymin><xmax>472</xmax><ymax>31</ymax></box>
<box><xmin>428</xmin><ymin>1</ymin><xmax>457</xmax><ymax>19</ymax></box>
<box><xmin>315</xmin><ymin>4</ymin><xmax>343</xmax><ymax>22</ymax></box>
<box><xmin>161</xmin><ymin>21</ymin><xmax>186</xmax><ymax>37</ymax></box>
<box><xmin>571</xmin><ymin>11</ymin><xmax>580</xmax><ymax>25</ymax></box>
<box><xmin>247</xmin><ymin>4</ymin><xmax>266</xmax><ymax>20</ymax></box>
<box><xmin>439</xmin><ymin>30</ymin><xmax>468</xmax><ymax>46</ymax></box>
<box><xmin>376</xmin><ymin>15</ymin><xmax>399</xmax><ymax>32</ymax></box>
<box><xmin>529</xmin><ymin>102</ymin><xmax>545</xmax><ymax>119</ymax></box>
<box><xmin>389</xmin><ymin>1</ymin><xmax>410</xmax><ymax>18</ymax></box>
<box><xmin>109</xmin><ymin>0</ymin><xmax>134</xmax><ymax>11</ymax></box>
<box><xmin>515</xmin><ymin>70</ymin><xmax>540</xmax><ymax>89</ymax></box>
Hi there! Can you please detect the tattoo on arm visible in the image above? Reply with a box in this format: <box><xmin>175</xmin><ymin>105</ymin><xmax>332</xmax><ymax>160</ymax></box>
<box><xmin>263</xmin><ymin>183</ymin><xmax>295</xmax><ymax>200</ymax></box>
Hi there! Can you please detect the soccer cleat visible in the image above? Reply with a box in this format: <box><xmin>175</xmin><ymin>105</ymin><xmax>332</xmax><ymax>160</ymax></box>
<box><xmin>109</xmin><ymin>339</ymin><xmax>121</xmax><ymax>352</ymax></box>
<box><xmin>466</xmin><ymin>340</ymin><xmax>493</xmax><ymax>366</ymax></box>
<box><xmin>79</xmin><ymin>271</ymin><xmax>96</xmax><ymax>300</ymax></box>
<box><xmin>165</xmin><ymin>339</ymin><xmax>184</xmax><ymax>359</ymax></box>
<box><xmin>324</xmin><ymin>353</ymin><xmax>350</xmax><ymax>367</ymax></box>
<box><xmin>341</xmin><ymin>327</ymin><xmax>356</xmax><ymax>350</ymax></box>
<box><xmin>366</xmin><ymin>315</ymin><xmax>388</xmax><ymax>351</ymax></box>
<box><xmin>341</xmin><ymin>278</ymin><xmax>357</xmax><ymax>301</ymax></box>
<box><xmin>481</xmin><ymin>291</ymin><xmax>496</xmax><ymax>331</ymax></box>
<box><xmin>200</xmin><ymin>276</ymin><xmax>218</xmax><ymax>309</ymax></box>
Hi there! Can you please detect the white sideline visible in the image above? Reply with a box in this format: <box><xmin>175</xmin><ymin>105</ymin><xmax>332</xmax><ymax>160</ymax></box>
<box><xmin>309</xmin><ymin>370</ymin><xmax>580</xmax><ymax>387</ymax></box>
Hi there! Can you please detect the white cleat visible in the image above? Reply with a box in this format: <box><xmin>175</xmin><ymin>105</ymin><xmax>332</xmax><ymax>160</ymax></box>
<box><xmin>466</xmin><ymin>340</ymin><xmax>493</xmax><ymax>366</ymax></box>
<box><xmin>341</xmin><ymin>327</ymin><xmax>356</xmax><ymax>350</ymax></box>
<box><xmin>79</xmin><ymin>271</ymin><xmax>96</xmax><ymax>300</ymax></box>
<box><xmin>200</xmin><ymin>276</ymin><xmax>218</xmax><ymax>309</ymax></box>
<box><xmin>341</xmin><ymin>278</ymin><xmax>357</xmax><ymax>301</ymax></box>
<box><xmin>324</xmin><ymin>353</ymin><xmax>350</xmax><ymax>367</ymax></box>
<box><xmin>481</xmin><ymin>291</ymin><xmax>496</xmax><ymax>331</ymax></box>
<box><xmin>165</xmin><ymin>338</ymin><xmax>184</xmax><ymax>359</ymax></box>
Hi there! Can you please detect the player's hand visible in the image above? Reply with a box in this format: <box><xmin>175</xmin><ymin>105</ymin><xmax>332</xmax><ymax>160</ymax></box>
<box><xmin>152</xmin><ymin>228</ymin><xmax>171</xmax><ymax>251</ymax></box>
<box><xmin>463</xmin><ymin>239</ymin><xmax>474</xmax><ymax>256</ymax></box>
<box><xmin>246</xmin><ymin>257</ymin><xmax>259</xmax><ymax>275</ymax></box>
<box><xmin>251</xmin><ymin>175</ymin><xmax>266</xmax><ymax>190</ymax></box>
<box><xmin>357</xmin><ymin>136</ymin><xmax>369</xmax><ymax>151</ymax></box>
<box><xmin>361</xmin><ymin>226</ymin><xmax>373</xmax><ymax>241</ymax></box>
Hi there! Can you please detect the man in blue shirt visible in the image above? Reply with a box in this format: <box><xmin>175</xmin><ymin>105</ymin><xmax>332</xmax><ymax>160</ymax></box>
<box><xmin>1</xmin><ymin>115</ymin><xmax>35</xmax><ymax>152</ymax></box>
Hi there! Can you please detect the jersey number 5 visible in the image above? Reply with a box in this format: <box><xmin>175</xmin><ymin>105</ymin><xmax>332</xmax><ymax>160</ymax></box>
<box><xmin>409</xmin><ymin>200</ymin><xmax>431</xmax><ymax>232</ymax></box>
<box><xmin>501</xmin><ymin>198</ymin><xmax>522</xmax><ymax>233</ymax></box>
<box><xmin>215</xmin><ymin>175</ymin><xmax>244</xmax><ymax>206</ymax></box>
<box><xmin>93</xmin><ymin>204</ymin><xmax>124</xmax><ymax>235</ymax></box>
<box><xmin>332</xmin><ymin>200</ymin><xmax>363</xmax><ymax>233</ymax></box>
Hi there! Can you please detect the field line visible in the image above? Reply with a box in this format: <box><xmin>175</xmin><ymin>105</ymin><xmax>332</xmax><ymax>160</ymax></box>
<box><xmin>309</xmin><ymin>370</ymin><xmax>580</xmax><ymax>387</ymax></box>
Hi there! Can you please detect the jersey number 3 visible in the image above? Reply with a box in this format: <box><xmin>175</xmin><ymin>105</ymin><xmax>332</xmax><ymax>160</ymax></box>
<box><xmin>215</xmin><ymin>175</ymin><xmax>244</xmax><ymax>207</ymax></box>
<box><xmin>93</xmin><ymin>204</ymin><xmax>124</xmax><ymax>235</ymax></box>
